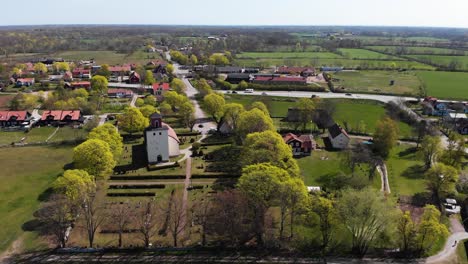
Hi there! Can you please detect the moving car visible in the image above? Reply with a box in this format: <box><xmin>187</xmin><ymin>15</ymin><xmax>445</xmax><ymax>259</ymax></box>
<box><xmin>244</xmin><ymin>88</ymin><xmax>254</xmax><ymax>93</ymax></box>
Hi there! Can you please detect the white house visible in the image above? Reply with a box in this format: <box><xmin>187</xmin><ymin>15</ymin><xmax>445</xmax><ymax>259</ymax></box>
<box><xmin>328</xmin><ymin>123</ymin><xmax>350</xmax><ymax>149</ymax></box>
<box><xmin>145</xmin><ymin>113</ymin><xmax>180</xmax><ymax>164</ymax></box>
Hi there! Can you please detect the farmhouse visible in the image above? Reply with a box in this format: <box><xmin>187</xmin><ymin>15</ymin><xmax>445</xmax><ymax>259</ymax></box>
<box><xmin>128</xmin><ymin>71</ymin><xmax>141</xmax><ymax>84</ymax></box>
<box><xmin>145</xmin><ymin>113</ymin><xmax>180</xmax><ymax>164</ymax></box>
<box><xmin>0</xmin><ymin>111</ymin><xmax>32</xmax><ymax>127</ymax></box>
<box><xmin>63</xmin><ymin>71</ymin><xmax>73</xmax><ymax>82</ymax></box>
<box><xmin>327</xmin><ymin>123</ymin><xmax>350</xmax><ymax>149</ymax></box>
<box><xmin>109</xmin><ymin>65</ymin><xmax>131</xmax><ymax>77</ymax></box>
<box><xmin>16</xmin><ymin>78</ymin><xmax>35</xmax><ymax>87</ymax></box>
<box><xmin>283</xmin><ymin>133</ymin><xmax>317</xmax><ymax>156</ymax></box>
<box><xmin>67</xmin><ymin>81</ymin><xmax>91</xmax><ymax>89</ymax></box>
<box><xmin>107</xmin><ymin>88</ymin><xmax>134</xmax><ymax>98</ymax></box>
<box><xmin>276</xmin><ymin>66</ymin><xmax>316</xmax><ymax>77</ymax></box>
<box><xmin>72</xmin><ymin>68</ymin><xmax>91</xmax><ymax>79</ymax></box>
<box><xmin>151</xmin><ymin>82</ymin><xmax>170</xmax><ymax>96</ymax></box>
<box><xmin>40</xmin><ymin>110</ymin><xmax>83</xmax><ymax>126</ymax></box>
<box><xmin>253</xmin><ymin>76</ymin><xmax>308</xmax><ymax>85</ymax></box>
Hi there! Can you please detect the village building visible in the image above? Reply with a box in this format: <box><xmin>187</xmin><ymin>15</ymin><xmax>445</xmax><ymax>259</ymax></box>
<box><xmin>107</xmin><ymin>88</ymin><xmax>134</xmax><ymax>98</ymax></box>
<box><xmin>72</xmin><ymin>68</ymin><xmax>91</xmax><ymax>79</ymax></box>
<box><xmin>0</xmin><ymin>111</ymin><xmax>32</xmax><ymax>127</ymax></box>
<box><xmin>225</xmin><ymin>73</ymin><xmax>254</xmax><ymax>84</ymax></box>
<box><xmin>151</xmin><ymin>82</ymin><xmax>170</xmax><ymax>97</ymax></box>
<box><xmin>40</xmin><ymin>110</ymin><xmax>83</xmax><ymax>126</ymax></box>
<box><xmin>283</xmin><ymin>132</ymin><xmax>317</xmax><ymax>156</ymax></box>
<box><xmin>145</xmin><ymin>113</ymin><xmax>180</xmax><ymax>164</ymax></box>
<box><xmin>15</xmin><ymin>78</ymin><xmax>35</xmax><ymax>87</ymax></box>
<box><xmin>276</xmin><ymin>66</ymin><xmax>316</xmax><ymax>77</ymax></box>
<box><xmin>128</xmin><ymin>71</ymin><xmax>141</xmax><ymax>84</ymax></box>
<box><xmin>252</xmin><ymin>76</ymin><xmax>308</xmax><ymax>85</ymax></box>
<box><xmin>327</xmin><ymin>123</ymin><xmax>350</xmax><ymax>149</ymax></box>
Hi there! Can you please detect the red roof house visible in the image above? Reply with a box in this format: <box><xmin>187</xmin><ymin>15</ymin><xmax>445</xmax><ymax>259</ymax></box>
<box><xmin>108</xmin><ymin>88</ymin><xmax>134</xmax><ymax>98</ymax></box>
<box><xmin>152</xmin><ymin>82</ymin><xmax>170</xmax><ymax>96</ymax></box>
<box><xmin>283</xmin><ymin>132</ymin><xmax>316</xmax><ymax>156</ymax></box>
<box><xmin>0</xmin><ymin>110</ymin><xmax>31</xmax><ymax>127</ymax></box>
<box><xmin>41</xmin><ymin>110</ymin><xmax>82</xmax><ymax>126</ymax></box>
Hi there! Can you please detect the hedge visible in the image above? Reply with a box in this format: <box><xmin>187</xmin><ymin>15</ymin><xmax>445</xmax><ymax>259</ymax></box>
<box><xmin>107</xmin><ymin>192</ymin><xmax>156</xmax><ymax>197</ymax></box>
<box><xmin>242</xmin><ymin>83</ymin><xmax>327</xmax><ymax>92</ymax></box>
<box><xmin>147</xmin><ymin>163</ymin><xmax>180</xmax><ymax>171</ymax></box>
<box><xmin>108</xmin><ymin>184</ymin><xmax>166</xmax><ymax>189</ymax></box>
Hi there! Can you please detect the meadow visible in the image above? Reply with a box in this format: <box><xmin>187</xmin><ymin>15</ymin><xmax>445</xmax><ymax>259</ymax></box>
<box><xmin>55</xmin><ymin>49</ymin><xmax>162</xmax><ymax>65</ymax></box>
<box><xmin>0</xmin><ymin>145</ymin><xmax>74</xmax><ymax>252</ymax></box>
<box><xmin>337</xmin><ymin>48</ymin><xmax>402</xmax><ymax>60</ymax></box>
<box><xmin>408</xmin><ymin>55</ymin><xmax>468</xmax><ymax>70</ymax></box>
<box><xmin>236</xmin><ymin>51</ymin><xmax>342</xmax><ymax>59</ymax></box>
<box><xmin>417</xmin><ymin>71</ymin><xmax>468</xmax><ymax>100</ymax></box>
<box><xmin>366</xmin><ymin>46</ymin><xmax>467</xmax><ymax>55</ymax></box>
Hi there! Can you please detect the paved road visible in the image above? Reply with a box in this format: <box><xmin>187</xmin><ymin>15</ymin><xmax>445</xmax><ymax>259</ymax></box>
<box><xmin>129</xmin><ymin>93</ymin><xmax>139</xmax><ymax>107</ymax></box>
<box><xmin>108</xmin><ymin>82</ymin><xmax>151</xmax><ymax>89</ymax></box>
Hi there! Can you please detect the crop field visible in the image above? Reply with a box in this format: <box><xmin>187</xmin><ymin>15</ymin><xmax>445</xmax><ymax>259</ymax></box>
<box><xmin>55</xmin><ymin>50</ymin><xmax>162</xmax><ymax>65</ymax></box>
<box><xmin>236</xmin><ymin>51</ymin><xmax>342</xmax><ymax>59</ymax></box>
<box><xmin>337</xmin><ymin>48</ymin><xmax>402</xmax><ymax>60</ymax></box>
<box><xmin>417</xmin><ymin>71</ymin><xmax>468</xmax><ymax>100</ymax></box>
<box><xmin>366</xmin><ymin>46</ymin><xmax>468</xmax><ymax>55</ymax></box>
<box><xmin>333</xmin><ymin>70</ymin><xmax>421</xmax><ymax>95</ymax></box>
<box><xmin>408</xmin><ymin>55</ymin><xmax>468</xmax><ymax>70</ymax></box>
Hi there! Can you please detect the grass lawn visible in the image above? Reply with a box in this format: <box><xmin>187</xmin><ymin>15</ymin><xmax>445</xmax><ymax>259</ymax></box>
<box><xmin>224</xmin><ymin>94</ymin><xmax>295</xmax><ymax>117</ymax></box>
<box><xmin>367</xmin><ymin>46</ymin><xmax>468</xmax><ymax>56</ymax></box>
<box><xmin>0</xmin><ymin>145</ymin><xmax>74</xmax><ymax>253</ymax></box>
<box><xmin>338</xmin><ymin>48</ymin><xmax>402</xmax><ymax>60</ymax></box>
<box><xmin>385</xmin><ymin>144</ymin><xmax>426</xmax><ymax>196</ymax></box>
<box><xmin>457</xmin><ymin>239</ymin><xmax>468</xmax><ymax>263</ymax></box>
<box><xmin>47</xmin><ymin>127</ymin><xmax>88</xmax><ymax>143</ymax></box>
<box><xmin>296</xmin><ymin>149</ymin><xmax>344</xmax><ymax>186</ymax></box>
<box><xmin>236</xmin><ymin>51</ymin><xmax>342</xmax><ymax>59</ymax></box>
<box><xmin>55</xmin><ymin>49</ymin><xmax>162</xmax><ymax>65</ymax></box>
<box><xmin>417</xmin><ymin>71</ymin><xmax>468</xmax><ymax>100</ymax></box>
<box><xmin>408</xmin><ymin>55</ymin><xmax>468</xmax><ymax>70</ymax></box>
<box><xmin>333</xmin><ymin>70</ymin><xmax>421</xmax><ymax>95</ymax></box>
<box><xmin>0</xmin><ymin>127</ymin><xmax>56</xmax><ymax>145</ymax></box>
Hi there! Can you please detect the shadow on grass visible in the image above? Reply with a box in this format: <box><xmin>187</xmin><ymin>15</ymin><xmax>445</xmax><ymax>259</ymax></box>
<box><xmin>203</xmin><ymin>145</ymin><xmax>242</xmax><ymax>175</ymax></box>
<box><xmin>398</xmin><ymin>147</ymin><xmax>417</xmax><ymax>158</ymax></box>
<box><xmin>114</xmin><ymin>144</ymin><xmax>146</xmax><ymax>173</ymax></box>
<box><xmin>411</xmin><ymin>192</ymin><xmax>432</xmax><ymax>206</ymax></box>
<box><xmin>37</xmin><ymin>187</ymin><xmax>54</xmax><ymax>202</ymax></box>
<box><xmin>401</xmin><ymin>164</ymin><xmax>426</xmax><ymax>179</ymax></box>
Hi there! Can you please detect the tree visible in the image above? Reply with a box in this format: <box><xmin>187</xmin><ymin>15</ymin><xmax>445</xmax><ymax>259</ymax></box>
<box><xmin>425</xmin><ymin>163</ymin><xmax>459</xmax><ymax>205</ymax></box>
<box><xmin>413</xmin><ymin>120</ymin><xmax>433</xmax><ymax>148</ymax></box>
<box><xmin>195</xmin><ymin>79</ymin><xmax>213</xmax><ymax>97</ymax></box>
<box><xmin>336</xmin><ymin>188</ymin><xmax>397</xmax><ymax>257</ymax></box>
<box><xmin>134</xmin><ymin>199</ymin><xmax>159</xmax><ymax>248</ymax></box>
<box><xmin>179</xmin><ymin>101</ymin><xmax>196</xmax><ymax>131</ymax></box>
<box><xmin>166</xmin><ymin>64</ymin><xmax>174</xmax><ymax>75</ymax></box>
<box><xmin>82</xmin><ymin>192</ymin><xmax>105</xmax><ymax>248</ymax></box>
<box><xmin>242</xmin><ymin>130</ymin><xmax>300</xmax><ymax>177</ymax></box>
<box><xmin>277</xmin><ymin>177</ymin><xmax>308</xmax><ymax>239</ymax></box>
<box><xmin>144</xmin><ymin>95</ymin><xmax>157</xmax><ymax>106</ymax></box>
<box><xmin>192</xmin><ymin>198</ymin><xmax>212</xmax><ymax>246</ymax></box>
<box><xmin>237</xmin><ymin>163</ymin><xmax>287</xmax><ymax>245</ymax></box>
<box><xmin>396</xmin><ymin>210</ymin><xmax>416</xmax><ymax>254</ymax></box>
<box><xmin>166</xmin><ymin>192</ymin><xmax>187</xmax><ymax>247</ymax></box>
<box><xmin>250</xmin><ymin>101</ymin><xmax>270</xmax><ymax>116</ymax></box>
<box><xmin>164</xmin><ymin>91</ymin><xmax>187</xmax><ymax>108</ymax></box>
<box><xmin>170</xmin><ymin>78</ymin><xmax>186</xmax><ymax>94</ymax></box>
<box><xmin>73</xmin><ymin>139</ymin><xmax>116</xmax><ymax>179</ymax></box>
<box><xmin>159</xmin><ymin>102</ymin><xmax>172</xmax><ymax>115</ymax></box>
<box><xmin>117</xmin><ymin>107</ymin><xmax>149</xmax><ymax>135</ymax></box>
<box><xmin>135</xmin><ymin>98</ymin><xmax>145</xmax><ymax>107</ymax></box>
<box><xmin>52</xmin><ymin>169</ymin><xmax>95</xmax><ymax>205</ymax></box>
<box><xmin>190</xmin><ymin>54</ymin><xmax>198</xmax><ymax>65</ymax></box>
<box><xmin>52</xmin><ymin>62</ymin><xmax>70</xmax><ymax>73</ymax></box>
<box><xmin>37</xmin><ymin>194</ymin><xmax>74</xmax><ymax>248</ymax></box>
<box><xmin>144</xmin><ymin>70</ymin><xmax>155</xmax><ymax>85</ymax></box>
<box><xmin>296</xmin><ymin>98</ymin><xmax>316</xmax><ymax>131</ymax></box>
<box><xmin>204</xmin><ymin>93</ymin><xmax>225</xmax><ymax>130</ymax></box>
<box><xmin>90</xmin><ymin>75</ymin><xmax>108</xmax><ymax>110</ymax></box>
<box><xmin>311</xmin><ymin>196</ymin><xmax>336</xmax><ymax>256</ymax></box>
<box><xmin>88</xmin><ymin>123</ymin><xmax>123</xmax><ymax>159</ymax></box>
<box><xmin>238</xmin><ymin>80</ymin><xmax>249</xmax><ymax>90</ymax></box>
<box><xmin>208</xmin><ymin>53</ymin><xmax>229</xmax><ymax>65</ymax></box>
<box><xmin>440</xmin><ymin>133</ymin><xmax>465</xmax><ymax>169</ymax></box>
<box><xmin>237</xmin><ymin>108</ymin><xmax>275</xmax><ymax>138</ymax></box>
<box><xmin>96</xmin><ymin>64</ymin><xmax>111</xmax><ymax>79</ymax></box>
<box><xmin>222</xmin><ymin>103</ymin><xmax>245</xmax><ymax>133</ymax></box>
<box><xmin>415</xmin><ymin>205</ymin><xmax>449</xmax><ymax>256</ymax></box>
<box><xmin>417</xmin><ymin>136</ymin><xmax>442</xmax><ymax>170</ymax></box>
<box><xmin>373</xmin><ymin>116</ymin><xmax>399</xmax><ymax>158</ymax></box>
<box><xmin>139</xmin><ymin>104</ymin><xmax>158</xmax><ymax>118</ymax></box>
<box><xmin>34</xmin><ymin>62</ymin><xmax>47</xmax><ymax>74</ymax></box>
<box><xmin>108</xmin><ymin>203</ymin><xmax>132</xmax><ymax>248</ymax></box>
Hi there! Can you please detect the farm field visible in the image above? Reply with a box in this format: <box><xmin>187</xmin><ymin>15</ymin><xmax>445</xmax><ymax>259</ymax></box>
<box><xmin>333</xmin><ymin>70</ymin><xmax>421</xmax><ymax>95</ymax></box>
<box><xmin>366</xmin><ymin>46</ymin><xmax>468</xmax><ymax>55</ymax></box>
<box><xmin>0</xmin><ymin>145</ymin><xmax>74</xmax><ymax>252</ymax></box>
<box><xmin>417</xmin><ymin>71</ymin><xmax>468</xmax><ymax>100</ymax></box>
<box><xmin>408</xmin><ymin>55</ymin><xmax>468</xmax><ymax>70</ymax></box>
<box><xmin>55</xmin><ymin>50</ymin><xmax>162</xmax><ymax>65</ymax></box>
<box><xmin>236</xmin><ymin>51</ymin><xmax>342</xmax><ymax>59</ymax></box>
<box><xmin>337</xmin><ymin>48</ymin><xmax>402</xmax><ymax>60</ymax></box>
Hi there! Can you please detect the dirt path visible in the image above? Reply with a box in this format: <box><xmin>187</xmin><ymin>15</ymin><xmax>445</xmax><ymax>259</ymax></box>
<box><xmin>426</xmin><ymin>216</ymin><xmax>468</xmax><ymax>264</ymax></box>
<box><xmin>377</xmin><ymin>162</ymin><xmax>391</xmax><ymax>194</ymax></box>
<box><xmin>0</xmin><ymin>237</ymin><xmax>23</xmax><ymax>264</ymax></box>
<box><xmin>181</xmin><ymin>157</ymin><xmax>192</xmax><ymax>233</ymax></box>
<box><xmin>45</xmin><ymin>126</ymin><xmax>60</xmax><ymax>142</ymax></box>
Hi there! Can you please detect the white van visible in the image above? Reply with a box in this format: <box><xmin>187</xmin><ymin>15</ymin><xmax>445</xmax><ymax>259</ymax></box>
<box><xmin>244</xmin><ymin>88</ymin><xmax>254</xmax><ymax>93</ymax></box>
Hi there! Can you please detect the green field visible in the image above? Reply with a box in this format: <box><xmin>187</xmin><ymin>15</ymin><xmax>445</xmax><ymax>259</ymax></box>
<box><xmin>417</xmin><ymin>71</ymin><xmax>468</xmax><ymax>100</ymax></box>
<box><xmin>55</xmin><ymin>50</ymin><xmax>162</xmax><ymax>65</ymax></box>
<box><xmin>408</xmin><ymin>55</ymin><xmax>468</xmax><ymax>70</ymax></box>
<box><xmin>297</xmin><ymin>150</ymin><xmax>345</xmax><ymax>186</ymax></box>
<box><xmin>0</xmin><ymin>127</ymin><xmax>56</xmax><ymax>145</ymax></box>
<box><xmin>386</xmin><ymin>145</ymin><xmax>426</xmax><ymax>196</ymax></box>
<box><xmin>333</xmin><ymin>70</ymin><xmax>421</xmax><ymax>95</ymax></box>
<box><xmin>0</xmin><ymin>145</ymin><xmax>74</xmax><ymax>252</ymax></box>
<box><xmin>338</xmin><ymin>48</ymin><xmax>402</xmax><ymax>60</ymax></box>
<box><xmin>236</xmin><ymin>51</ymin><xmax>342</xmax><ymax>59</ymax></box>
<box><xmin>367</xmin><ymin>46</ymin><xmax>468</xmax><ymax>55</ymax></box>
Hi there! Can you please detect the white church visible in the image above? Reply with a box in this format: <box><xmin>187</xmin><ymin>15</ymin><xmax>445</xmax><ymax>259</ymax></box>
<box><xmin>145</xmin><ymin>113</ymin><xmax>180</xmax><ymax>164</ymax></box>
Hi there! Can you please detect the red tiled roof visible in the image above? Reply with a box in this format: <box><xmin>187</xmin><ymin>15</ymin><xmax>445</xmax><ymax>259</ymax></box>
<box><xmin>41</xmin><ymin>110</ymin><xmax>81</xmax><ymax>121</ymax></box>
<box><xmin>71</xmin><ymin>81</ymin><xmax>91</xmax><ymax>86</ymax></box>
<box><xmin>162</xmin><ymin>122</ymin><xmax>180</xmax><ymax>143</ymax></box>
<box><xmin>298</xmin><ymin>134</ymin><xmax>316</xmax><ymax>149</ymax></box>
<box><xmin>0</xmin><ymin>111</ymin><xmax>7</xmax><ymax>121</ymax></box>
<box><xmin>108</xmin><ymin>88</ymin><xmax>133</xmax><ymax>95</ymax></box>
<box><xmin>0</xmin><ymin>111</ymin><xmax>29</xmax><ymax>121</ymax></box>
<box><xmin>283</xmin><ymin>132</ymin><xmax>302</xmax><ymax>144</ymax></box>
<box><xmin>130</xmin><ymin>71</ymin><xmax>140</xmax><ymax>78</ymax></box>
<box><xmin>109</xmin><ymin>66</ymin><xmax>131</xmax><ymax>72</ymax></box>
<box><xmin>152</xmin><ymin>82</ymin><xmax>170</xmax><ymax>91</ymax></box>
<box><xmin>17</xmin><ymin>78</ymin><xmax>34</xmax><ymax>82</ymax></box>
<box><xmin>61</xmin><ymin>110</ymin><xmax>81</xmax><ymax>121</ymax></box>
<box><xmin>72</xmin><ymin>68</ymin><xmax>90</xmax><ymax>74</ymax></box>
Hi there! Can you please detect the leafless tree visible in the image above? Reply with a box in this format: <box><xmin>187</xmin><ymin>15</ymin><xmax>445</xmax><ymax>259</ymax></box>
<box><xmin>37</xmin><ymin>194</ymin><xmax>74</xmax><ymax>248</ymax></box>
<box><xmin>108</xmin><ymin>202</ymin><xmax>132</xmax><ymax>248</ymax></box>
<box><xmin>82</xmin><ymin>193</ymin><xmax>106</xmax><ymax>248</ymax></box>
<box><xmin>134</xmin><ymin>199</ymin><xmax>159</xmax><ymax>248</ymax></box>
<box><xmin>192</xmin><ymin>197</ymin><xmax>212</xmax><ymax>246</ymax></box>
<box><xmin>165</xmin><ymin>192</ymin><xmax>187</xmax><ymax>247</ymax></box>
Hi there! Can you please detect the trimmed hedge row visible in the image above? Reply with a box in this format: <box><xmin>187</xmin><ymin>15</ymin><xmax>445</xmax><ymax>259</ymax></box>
<box><xmin>109</xmin><ymin>184</ymin><xmax>166</xmax><ymax>189</ymax></box>
<box><xmin>147</xmin><ymin>163</ymin><xmax>180</xmax><ymax>171</ymax></box>
<box><xmin>243</xmin><ymin>83</ymin><xmax>326</xmax><ymax>92</ymax></box>
<box><xmin>200</xmin><ymin>141</ymin><xmax>233</xmax><ymax>146</ymax></box>
<box><xmin>107</xmin><ymin>192</ymin><xmax>156</xmax><ymax>197</ymax></box>
<box><xmin>109</xmin><ymin>174</ymin><xmax>240</xmax><ymax>181</ymax></box>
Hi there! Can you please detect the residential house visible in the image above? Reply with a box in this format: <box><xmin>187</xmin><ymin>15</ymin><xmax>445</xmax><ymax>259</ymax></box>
<box><xmin>444</xmin><ymin>113</ymin><xmax>468</xmax><ymax>135</ymax></box>
<box><xmin>216</xmin><ymin>66</ymin><xmax>242</xmax><ymax>74</ymax></box>
<box><xmin>16</xmin><ymin>78</ymin><xmax>35</xmax><ymax>87</ymax></box>
<box><xmin>63</xmin><ymin>71</ymin><xmax>73</xmax><ymax>82</ymax></box>
<box><xmin>109</xmin><ymin>65</ymin><xmax>131</xmax><ymax>77</ymax></box>
<box><xmin>327</xmin><ymin>123</ymin><xmax>350</xmax><ymax>149</ymax></box>
<box><xmin>253</xmin><ymin>76</ymin><xmax>308</xmax><ymax>85</ymax></box>
<box><xmin>283</xmin><ymin>133</ymin><xmax>317</xmax><ymax>156</ymax></box>
<box><xmin>40</xmin><ymin>110</ymin><xmax>82</xmax><ymax>126</ymax></box>
<box><xmin>72</xmin><ymin>68</ymin><xmax>91</xmax><ymax>79</ymax></box>
<box><xmin>276</xmin><ymin>66</ymin><xmax>316</xmax><ymax>77</ymax></box>
<box><xmin>128</xmin><ymin>71</ymin><xmax>141</xmax><ymax>84</ymax></box>
<box><xmin>243</xmin><ymin>68</ymin><xmax>260</xmax><ymax>74</ymax></box>
<box><xmin>225</xmin><ymin>73</ymin><xmax>253</xmax><ymax>84</ymax></box>
<box><xmin>151</xmin><ymin>82</ymin><xmax>170</xmax><ymax>97</ymax></box>
<box><xmin>108</xmin><ymin>88</ymin><xmax>134</xmax><ymax>98</ymax></box>
<box><xmin>70</xmin><ymin>81</ymin><xmax>91</xmax><ymax>89</ymax></box>
<box><xmin>0</xmin><ymin>111</ymin><xmax>32</xmax><ymax>127</ymax></box>
<box><xmin>422</xmin><ymin>97</ymin><xmax>449</xmax><ymax>116</ymax></box>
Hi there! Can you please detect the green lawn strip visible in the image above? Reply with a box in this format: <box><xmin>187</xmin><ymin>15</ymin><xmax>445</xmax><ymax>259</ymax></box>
<box><xmin>457</xmin><ymin>239</ymin><xmax>468</xmax><ymax>263</ymax></box>
<box><xmin>367</xmin><ymin>46</ymin><xmax>468</xmax><ymax>56</ymax></box>
<box><xmin>333</xmin><ymin>70</ymin><xmax>421</xmax><ymax>95</ymax></box>
<box><xmin>408</xmin><ymin>55</ymin><xmax>468</xmax><ymax>70</ymax></box>
<box><xmin>54</xmin><ymin>49</ymin><xmax>162</xmax><ymax>65</ymax></box>
<box><xmin>236</xmin><ymin>51</ymin><xmax>342</xmax><ymax>59</ymax></box>
<box><xmin>0</xmin><ymin>145</ymin><xmax>74</xmax><ymax>252</ymax></box>
<box><xmin>385</xmin><ymin>145</ymin><xmax>426</xmax><ymax>196</ymax></box>
<box><xmin>416</xmin><ymin>71</ymin><xmax>468</xmax><ymax>100</ymax></box>
<box><xmin>338</xmin><ymin>48</ymin><xmax>402</xmax><ymax>60</ymax></box>
<box><xmin>47</xmin><ymin>127</ymin><xmax>88</xmax><ymax>143</ymax></box>
<box><xmin>296</xmin><ymin>149</ymin><xmax>345</xmax><ymax>186</ymax></box>
<box><xmin>0</xmin><ymin>127</ymin><xmax>57</xmax><ymax>145</ymax></box>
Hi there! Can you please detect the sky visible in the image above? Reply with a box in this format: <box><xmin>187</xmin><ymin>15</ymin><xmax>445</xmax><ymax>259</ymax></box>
<box><xmin>1</xmin><ymin>0</ymin><xmax>468</xmax><ymax>28</ymax></box>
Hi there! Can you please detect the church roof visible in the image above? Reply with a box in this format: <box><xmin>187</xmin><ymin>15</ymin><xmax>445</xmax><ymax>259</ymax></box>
<box><xmin>149</xmin><ymin>112</ymin><xmax>162</xmax><ymax>119</ymax></box>
<box><xmin>162</xmin><ymin>122</ymin><xmax>180</xmax><ymax>143</ymax></box>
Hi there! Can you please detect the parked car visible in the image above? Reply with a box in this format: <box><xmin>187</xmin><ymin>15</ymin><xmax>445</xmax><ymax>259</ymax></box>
<box><xmin>444</xmin><ymin>203</ymin><xmax>461</xmax><ymax>214</ymax></box>
<box><xmin>345</xmin><ymin>93</ymin><xmax>352</xmax><ymax>96</ymax></box>
<box><xmin>244</xmin><ymin>88</ymin><xmax>254</xmax><ymax>93</ymax></box>
<box><xmin>232</xmin><ymin>91</ymin><xmax>238</xmax><ymax>94</ymax></box>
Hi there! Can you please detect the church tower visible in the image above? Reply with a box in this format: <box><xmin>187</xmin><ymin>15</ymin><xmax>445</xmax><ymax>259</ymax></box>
<box><xmin>145</xmin><ymin>112</ymin><xmax>169</xmax><ymax>164</ymax></box>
